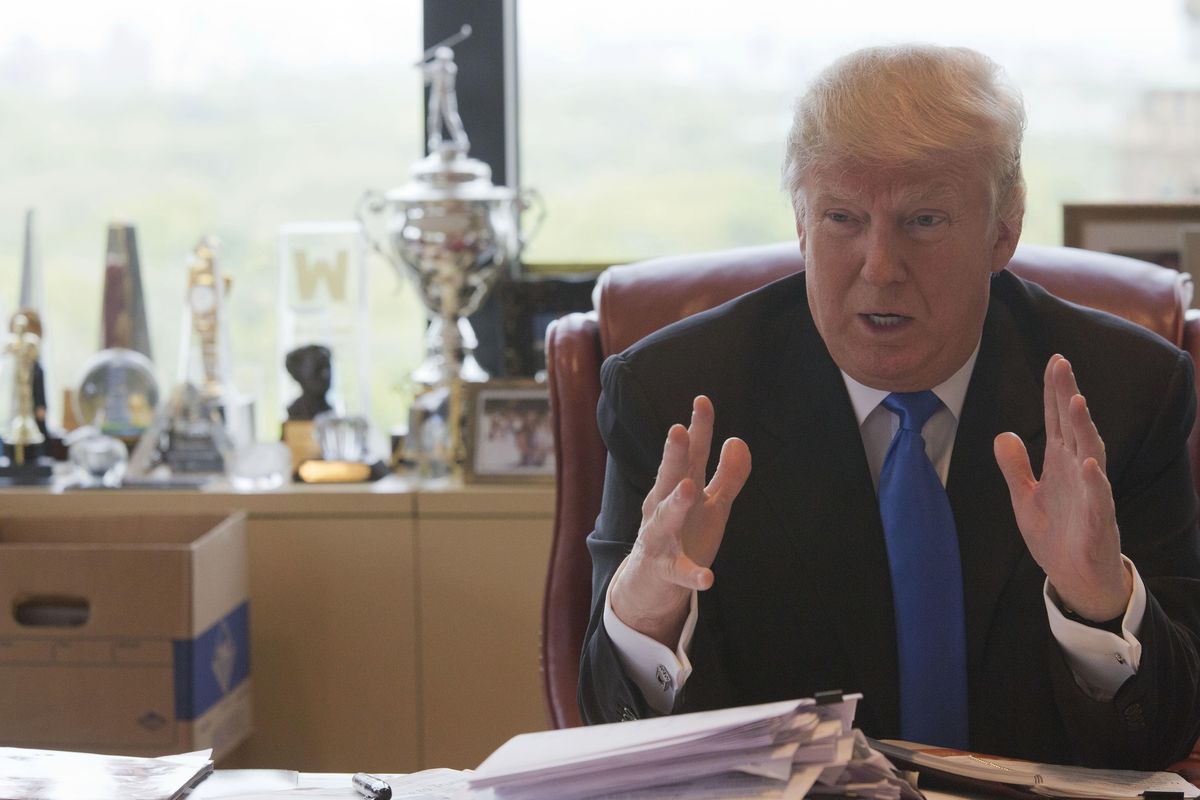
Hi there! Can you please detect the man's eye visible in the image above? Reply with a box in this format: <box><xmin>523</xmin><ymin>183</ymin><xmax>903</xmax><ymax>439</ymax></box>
<box><xmin>826</xmin><ymin>211</ymin><xmax>853</xmax><ymax>223</ymax></box>
<box><xmin>912</xmin><ymin>213</ymin><xmax>944</xmax><ymax>227</ymax></box>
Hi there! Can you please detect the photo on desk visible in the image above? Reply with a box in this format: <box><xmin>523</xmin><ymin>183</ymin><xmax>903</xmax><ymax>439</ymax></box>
<box><xmin>464</xmin><ymin>379</ymin><xmax>555</xmax><ymax>483</ymax></box>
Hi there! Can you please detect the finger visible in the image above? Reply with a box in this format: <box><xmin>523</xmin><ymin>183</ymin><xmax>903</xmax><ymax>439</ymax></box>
<box><xmin>687</xmin><ymin>396</ymin><xmax>715</xmax><ymax>489</ymax></box>
<box><xmin>1043</xmin><ymin>355</ymin><xmax>1063</xmax><ymax>444</ymax></box>
<box><xmin>994</xmin><ymin>432</ymin><xmax>1036</xmax><ymax>501</ymax></box>
<box><xmin>706</xmin><ymin>437</ymin><xmax>752</xmax><ymax>504</ymax></box>
<box><xmin>643</xmin><ymin>479</ymin><xmax>706</xmax><ymax>589</ymax></box>
<box><xmin>643</xmin><ymin>424</ymin><xmax>689</xmax><ymax>517</ymax></box>
<box><xmin>1081</xmin><ymin>456</ymin><xmax>1115</xmax><ymax>513</ymax></box>
<box><xmin>672</xmin><ymin>552</ymin><xmax>714</xmax><ymax>591</ymax></box>
<box><xmin>1070</xmin><ymin>394</ymin><xmax>1106</xmax><ymax>470</ymax></box>
<box><xmin>1053</xmin><ymin>357</ymin><xmax>1077</xmax><ymax>452</ymax></box>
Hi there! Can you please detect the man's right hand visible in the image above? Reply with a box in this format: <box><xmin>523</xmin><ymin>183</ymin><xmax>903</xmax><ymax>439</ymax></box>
<box><xmin>609</xmin><ymin>395</ymin><xmax>752</xmax><ymax>647</ymax></box>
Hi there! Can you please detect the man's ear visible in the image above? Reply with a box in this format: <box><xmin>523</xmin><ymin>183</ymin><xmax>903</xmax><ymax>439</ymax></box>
<box><xmin>795</xmin><ymin>216</ymin><xmax>807</xmax><ymax>252</ymax></box>
<box><xmin>990</xmin><ymin>214</ymin><xmax>1022</xmax><ymax>273</ymax></box>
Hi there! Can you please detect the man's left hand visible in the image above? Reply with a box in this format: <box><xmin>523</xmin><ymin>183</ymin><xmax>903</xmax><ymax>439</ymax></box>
<box><xmin>994</xmin><ymin>354</ymin><xmax>1132</xmax><ymax>622</ymax></box>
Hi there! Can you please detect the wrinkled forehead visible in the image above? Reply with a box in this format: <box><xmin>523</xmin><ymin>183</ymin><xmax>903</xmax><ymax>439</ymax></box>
<box><xmin>802</xmin><ymin>159</ymin><xmax>988</xmax><ymax>209</ymax></box>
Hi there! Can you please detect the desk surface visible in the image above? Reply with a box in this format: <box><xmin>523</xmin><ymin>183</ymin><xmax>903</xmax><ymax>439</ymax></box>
<box><xmin>191</xmin><ymin>770</ymin><xmax>989</xmax><ymax>799</ymax></box>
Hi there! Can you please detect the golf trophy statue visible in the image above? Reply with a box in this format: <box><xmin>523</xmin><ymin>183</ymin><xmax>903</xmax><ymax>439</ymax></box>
<box><xmin>359</xmin><ymin>25</ymin><xmax>539</xmax><ymax>477</ymax></box>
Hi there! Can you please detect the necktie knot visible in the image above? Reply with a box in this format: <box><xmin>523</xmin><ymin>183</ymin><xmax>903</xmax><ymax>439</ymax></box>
<box><xmin>883</xmin><ymin>390</ymin><xmax>942</xmax><ymax>432</ymax></box>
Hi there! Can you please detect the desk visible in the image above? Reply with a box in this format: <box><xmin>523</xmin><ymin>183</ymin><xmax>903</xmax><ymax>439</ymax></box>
<box><xmin>0</xmin><ymin>477</ymin><xmax>555</xmax><ymax>773</ymax></box>
<box><xmin>189</xmin><ymin>769</ymin><xmax>467</xmax><ymax>798</ymax></box>
<box><xmin>189</xmin><ymin>769</ymin><xmax>991</xmax><ymax>799</ymax></box>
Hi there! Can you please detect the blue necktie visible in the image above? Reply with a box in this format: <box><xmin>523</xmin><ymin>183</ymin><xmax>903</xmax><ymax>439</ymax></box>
<box><xmin>879</xmin><ymin>391</ymin><xmax>969</xmax><ymax>748</ymax></box>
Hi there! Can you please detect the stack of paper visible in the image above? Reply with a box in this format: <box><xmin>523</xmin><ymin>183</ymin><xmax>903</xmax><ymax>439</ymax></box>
<box><xmin>872</xmin><ymin>739</ymin><xmax>1200</xmax><ymax>799</ymax></box>
<box><xmin>0</xmin><ymin>747</ymin><xmax>213</xmax><ymax>800</ymax></box>
<box><xmin>466</xmin><ymin>695</ymin><xmax>920</xmax><ymax>800</ymax></box>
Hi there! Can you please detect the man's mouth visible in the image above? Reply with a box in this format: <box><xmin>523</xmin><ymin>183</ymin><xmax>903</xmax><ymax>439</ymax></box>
<box><xmin>863</xmin><ymin>313</ymin><xmax>911</xmax><ymax>328</ymax></box>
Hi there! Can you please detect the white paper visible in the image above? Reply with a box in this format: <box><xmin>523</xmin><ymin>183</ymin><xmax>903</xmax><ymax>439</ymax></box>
<box><xmin>0</xmin><ymin>747</ymin><xmax>212</xmax><ymax>800</ymax></box>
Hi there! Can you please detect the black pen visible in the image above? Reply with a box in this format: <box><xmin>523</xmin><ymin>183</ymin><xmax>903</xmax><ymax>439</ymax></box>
<box><xmin>352</xmin><ymin>772</ymin><xmax>392</xmax><ymax>800</ymax></box>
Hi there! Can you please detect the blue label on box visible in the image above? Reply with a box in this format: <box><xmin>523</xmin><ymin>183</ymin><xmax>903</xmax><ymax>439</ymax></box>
<box><xmin>172</xmin><ymin>602</ymin><xmax>251</xmax><ymax>721</ymax></box>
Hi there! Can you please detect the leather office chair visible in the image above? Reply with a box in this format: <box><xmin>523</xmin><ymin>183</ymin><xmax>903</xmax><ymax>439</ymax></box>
<box><xmin>541</xmin><ymin>241</ymin><xmax>1200</xmax><ymax>775</ymax></box>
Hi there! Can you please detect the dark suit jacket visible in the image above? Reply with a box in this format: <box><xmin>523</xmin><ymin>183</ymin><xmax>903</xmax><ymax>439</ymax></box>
<box><xmin>578</xmin><ymin>269</ymin><xmax>1200</xmax><ymax>769</ymax></box>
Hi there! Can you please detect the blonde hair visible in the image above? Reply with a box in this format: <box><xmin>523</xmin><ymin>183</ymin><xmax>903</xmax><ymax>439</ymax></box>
<box><xmin>782</xmin><ymin>44</ymin><xmax>1026</xmax><ymax>228</ymax></box>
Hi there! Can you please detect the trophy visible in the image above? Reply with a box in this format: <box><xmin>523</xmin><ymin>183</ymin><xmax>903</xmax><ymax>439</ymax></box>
<box><xmin>358</xmin><ymin>25</ymin><xmax>540</xmax><ymax>477</ymax></box>
<box><xmin>75</xmin><ymin>222</ymin><xmax>159</xmax><ymax>443</ymax></box>
<box><xmin>0</xmin><ymin>312</ymin><xmax>53</xmax><ymax>484</ymax></box>
<box><xmin>127</xmin><ymin>237</ymin><xmax>254</xmax><ymax>478</ymax></box>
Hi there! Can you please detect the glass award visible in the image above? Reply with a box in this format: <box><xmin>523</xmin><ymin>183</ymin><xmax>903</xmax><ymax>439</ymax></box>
<box><xmin>276</xmin><ymin>221</ymin><xmax>371</xmax><ymax>433</ymax></box>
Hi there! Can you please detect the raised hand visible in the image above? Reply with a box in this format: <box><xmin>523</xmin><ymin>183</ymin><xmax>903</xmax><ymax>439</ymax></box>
<box><xmin>994</xmin><ymin>355</ymin><xmax>1131</xmax><ymax>621</ymax></box>
<box><xmin>609</xmin><ymin>395</ymin><xmax>752</xmax><ymax>646</ymax></box>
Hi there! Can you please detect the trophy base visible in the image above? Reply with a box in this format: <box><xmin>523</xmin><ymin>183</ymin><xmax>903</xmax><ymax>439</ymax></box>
<box><xmin>164</xmin><ymin>431</ymin><xmax>225</xmax><ymax>474</ymax></box>
<box><xmin>0</xmin><ymin>442</ymin><xmax>54</xmax><ymax>485</ymax></box>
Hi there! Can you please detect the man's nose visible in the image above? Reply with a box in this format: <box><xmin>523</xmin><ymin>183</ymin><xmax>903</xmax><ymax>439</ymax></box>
<box><xmin>859</xmin><ymin>225</ymin><xmax>907</xmax><ymax>286</ymax></box>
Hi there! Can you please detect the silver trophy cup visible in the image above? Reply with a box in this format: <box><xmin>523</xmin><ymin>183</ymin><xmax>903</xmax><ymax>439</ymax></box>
<box><xmin>359</xmin><ymin>150</ymin><xmax>528</xmax><ymax>387</ymax></box>
<box><xmin>359</xmin><ymin>30</ymin><xmax>539</xmax><ymax>476</ymax></box>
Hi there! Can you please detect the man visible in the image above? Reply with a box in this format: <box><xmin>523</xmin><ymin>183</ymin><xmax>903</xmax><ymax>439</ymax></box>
<box><xmin>578</xmin><ymin>44</ymin><xmax>1200</xmax><ymax>770</ymax></box>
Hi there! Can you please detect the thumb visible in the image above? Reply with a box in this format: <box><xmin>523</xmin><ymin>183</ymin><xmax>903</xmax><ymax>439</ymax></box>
<box><xmin>993</xmin><ymin>432</ymin><xmax>1035</xmax><ymax>500</ymax></box>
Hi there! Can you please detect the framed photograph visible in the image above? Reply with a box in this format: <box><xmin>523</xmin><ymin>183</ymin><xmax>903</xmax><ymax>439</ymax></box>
<box><xmin>1063</xmin><ymin>204</ymin><xmax>1200</xmax><ymax>301</ymax></box>
<box><xmin>497</xmin><ymin>275</ymin><xmax>598</xmax><ymax>378</ymax></box>
<box><xmin>463</xmin><ymin>379</ymin><xmax>555</xmax><ymax>483</ymax></box>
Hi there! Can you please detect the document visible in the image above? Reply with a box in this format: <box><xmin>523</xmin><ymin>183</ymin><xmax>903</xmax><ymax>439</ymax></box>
<box><xmin>871</xmin><ymin>739</ymin><xmax>1200</xmax><ymax>799</ymax></box>
<box><xmin>466</xmin><ymin>693</ymin><xmax>920</xmax><ymax>800</ymax></box>
<box><xmin>189</xmin><ymin>768</ymin><xmax>467</xmax><ymax>800</ymax></box>
<box><xmin>0</xmin><ymin>746</ymin><xmax>213</xmax><ymax>800</ymax></box>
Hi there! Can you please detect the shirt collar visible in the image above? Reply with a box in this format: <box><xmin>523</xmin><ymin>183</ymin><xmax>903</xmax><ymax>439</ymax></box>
<box><xmin>840</xmin><ymin>342</ymin><xmax>982</xmax><ymax>427</ymax></box>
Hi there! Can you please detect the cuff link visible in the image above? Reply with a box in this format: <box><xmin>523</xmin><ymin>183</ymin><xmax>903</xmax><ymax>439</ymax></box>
<box><xmin>656</xmin><ymin>664</ymin><xmax>673</xmax><ymax>692</ymax></box>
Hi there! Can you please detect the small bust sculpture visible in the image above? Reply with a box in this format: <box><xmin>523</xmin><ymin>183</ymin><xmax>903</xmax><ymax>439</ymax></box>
<box><xmin>285</xmin><ymin>344</ymin><xmax>333</xmax><ymax>421</ymax></box>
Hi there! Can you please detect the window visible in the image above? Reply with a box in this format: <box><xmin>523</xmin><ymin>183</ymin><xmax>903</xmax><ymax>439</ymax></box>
<box><xmin>7</xmin><ymin>1</ymin><xmax>1200</xmax><ymax>437</ymax></box>
<box><xmin>0</xmin><ymin>0</ymin><xmax>425</xmax><ymax>440</ymax></box>
<box><xmin>519</xmin><ymin>0</ymin><xmax>1200</xmax><ymax>264</ymax></box>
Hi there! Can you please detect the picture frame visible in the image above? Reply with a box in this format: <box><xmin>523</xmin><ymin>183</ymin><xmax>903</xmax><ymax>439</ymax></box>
<box><xmin>497</xmin><ymin>275</ymin><xmax>598</xmax><ymax>378</ymax></box>
<box><xmin>1063</xmin><ymin>204</ymin><xmax>1200</xmax><ymax>301</ymax></box>
<box><xmin>463</xmin><ymin>378</ymin><xmax>555</xmax><ymax>483</ymax></box>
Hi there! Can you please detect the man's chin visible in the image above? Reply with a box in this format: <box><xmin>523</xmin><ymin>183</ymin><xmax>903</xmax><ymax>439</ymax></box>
<box><xmin>839</xmin><ymin>357</ymin><xmax>943</xmax><ymax>393</ymax></box>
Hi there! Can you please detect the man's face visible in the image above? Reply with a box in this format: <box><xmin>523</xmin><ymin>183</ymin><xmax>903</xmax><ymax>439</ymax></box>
<box><xmin>797</xmin><ymin>163</ymin><xmax>1019</xmax><ymax>392</ymax></box>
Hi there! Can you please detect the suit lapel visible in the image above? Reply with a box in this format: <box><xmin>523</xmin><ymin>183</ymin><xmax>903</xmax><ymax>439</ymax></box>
<box><xmin>750</xmin><ymin>282</ymin><xmax>901</xmax><ymax>733</ymax></box>
<box><xmin>947</xmin><ymin>275</ymin><xmax>1045</xmax><ymax>670</ymax></box>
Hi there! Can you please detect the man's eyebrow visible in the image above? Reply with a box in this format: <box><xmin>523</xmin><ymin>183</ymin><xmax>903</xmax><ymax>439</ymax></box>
<box><xmin>893</xmin><ymin>182</ymin><xmax>964</xmax><ymax>206</ymax></box>
<box><xmin>812</xmin><ymin>190</ymin><xmax>863</xmax><ymax>206</ymax></box>
<box><xmin>811</xmin><ymin>183</ymin><xmax>964</xmax><ymax>207</ymax></box>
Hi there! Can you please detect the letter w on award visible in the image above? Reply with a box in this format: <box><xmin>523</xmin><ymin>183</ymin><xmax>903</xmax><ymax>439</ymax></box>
<box><xmin>294</xmin><ymin>251</ymin><xmax>348</xmax><ymax>304</ymax></box>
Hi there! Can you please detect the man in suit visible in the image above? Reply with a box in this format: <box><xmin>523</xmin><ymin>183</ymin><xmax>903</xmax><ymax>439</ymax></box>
<box><xmin>578</xmin><ymin>44</ymin><xmax>1200</xmax><ymax>770</ymax></box>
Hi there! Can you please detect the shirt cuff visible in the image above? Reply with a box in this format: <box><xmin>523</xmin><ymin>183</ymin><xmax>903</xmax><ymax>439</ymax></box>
<box><xmin>602</xmin><ymin>559</ymin><xmax>697</xmax><ymax>714</ymax></box>
<box><xmin>1044</xmin><ymin>555</ymin><xmax>1146</xmax><ymax>701</ymax></box>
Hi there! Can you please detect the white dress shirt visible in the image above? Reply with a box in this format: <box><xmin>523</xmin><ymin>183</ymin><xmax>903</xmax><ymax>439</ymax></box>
<box><xmin>603</xmin><ymin>346</ymin><xmax>1148</xmax><ymax>714</ymax></box>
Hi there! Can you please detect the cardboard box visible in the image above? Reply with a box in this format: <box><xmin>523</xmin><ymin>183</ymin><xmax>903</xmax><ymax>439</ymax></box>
<box><xmin>0</xmin><ymin>513</ymin><xmax>252</xmax><ymax>760</ymax></box>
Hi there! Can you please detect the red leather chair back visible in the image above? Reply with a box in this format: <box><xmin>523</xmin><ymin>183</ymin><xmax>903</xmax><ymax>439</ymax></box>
<box><xmin>542</xmin><ymin>241</ymin><xmax>1198</xmax><ymax>732</ymax></box>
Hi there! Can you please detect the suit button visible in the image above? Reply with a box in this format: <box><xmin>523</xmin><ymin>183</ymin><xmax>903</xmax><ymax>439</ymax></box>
<box><xmin>620</xmin><ymin>706</ymin><xmax>638</xmax><ymax>721</ymax></box>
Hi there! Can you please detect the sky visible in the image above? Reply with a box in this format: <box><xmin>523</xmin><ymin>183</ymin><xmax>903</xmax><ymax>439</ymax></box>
<box><xmin>1</xmin><ymin>0</ymin><xmax>1194</xmax><ymax>89</ymax></box>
